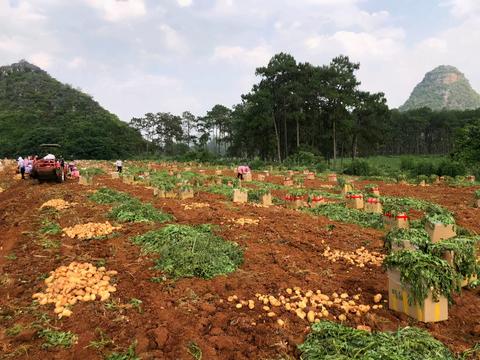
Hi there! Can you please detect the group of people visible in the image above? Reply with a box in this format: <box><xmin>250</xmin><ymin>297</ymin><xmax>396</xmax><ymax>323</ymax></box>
<box><xmin>17</xmin><ymin>156</ymin><xmax>35</xmax><ymax>179</ymax></box>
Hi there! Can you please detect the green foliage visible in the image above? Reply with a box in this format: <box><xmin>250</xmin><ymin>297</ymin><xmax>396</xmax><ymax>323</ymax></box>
<box><xmin>89</xmin><ymin>188</ymin><xmax>132</xmax><ymax>204</ymax></box>
<box><xmin>109</xmin><ymin>200</ymin><xmax>173</xmax><ymax>223</ymax></box>
<box><xmin>305</xmin><ymin>204</ymin><xmax>384</xmax><ymax>229</ymax></box>
<box><xmin>131</xmin><ymin>224</ymin><xmax>243</xmax><ymax>279</ymax></box>
<box><xmin>429</xmin><ymin>237</ymin><xmax>478</xmax><ymax>278</ymax></box>
<box><xmin>5</xmin><ymin>324</ymin><xmax>23</xmax><ymax>337</ymax></box>
<box><xmin>475</xmin><ymin>190</ymin><xmax>480</xmax><ymax>199</ymax></box>
<box><xmin>400</xmin><ymin>65</ymin><xmax>480</xmax><ymax>112</ymax></box>
<box><xmin>81</xmin><ymin>168</ymin><xmax>105</xmax><ymax>177</ymax></box>
<box><xmin>384</xmin><ymin>228</ymin><xmax>431</xmax><ymax>252</ymax></box>
<box><xmin>248</xmin><ymin>188</ymin><xmax>270</xmax><ymax>203</ymax></box>
<box><xmin>40</xmin><ymin>219</ymin><xmax>61</xmax><ymax>235</ymax></box>
<box><xmin>425</xmin><ymin>212</ymin><xmax>456</xmax><ymax>225</ymax></box>
<box><xmin>343</xmin><ymin>160</ymin><xmax>372</xmax><ymax>176</ymax></box>
<box><xmin>0</xmin><ymin>61</ymin><xmax>146</xmax><ymax>159</ymax></box>
<box><xmin>105</xmin><ymin>342</ymin><xmax>140</xmax><ymax>360</ymax></box>
<box><xmin>187</xmin><ymin>341</ymin><xmax>203</xmax><ymax>360</ymax></box>
<box><xmin>454</xmin><ymin>119</ymin><xmax>480</xmax><ymax>168</ymax></box>
<box><xmin>38</xmin><ymin>328</ymin><xmax>78</xmax><ymax>349</ymax></box>
<box><xmin>437</xmin><ymin>160</ymin><xmax>466</xmax><ymax>177</ymax></box>
<box><xmin>284</xmin><ymin>151</ymin><xmax>324</xmax><ymax>167</ymax></box>
<box><xmin>298</xmin><ymin>321</ymin><xmax>456</xmax><ymax>360</ymax></box>
<box><xmin>384</xmin><ymin>250</ymin><xmax>458</xmax><ymax>305</ymax></box>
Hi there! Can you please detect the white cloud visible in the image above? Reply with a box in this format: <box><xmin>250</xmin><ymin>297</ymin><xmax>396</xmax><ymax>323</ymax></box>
<box><xmin>67</xmin><ymin>57</ymin><xmax>86</xmax><ymax>69</ymax></box>
<box><xmin>212</xmin><ymin>45</ymin><xmax>272</xmax><ymax>66</ymax></box>
<box><xmin>176</xmin><ymin>0</ymin><xmax>193</xmax><ymax>7</ymax></box>
<box><xmin>28</xmin><ymin>52</ymin><xmax>53</xmax><ymax>69</ymax></box>
<box><xmin>83</xmin><ymin>0</ymin><xmax>146</xmax><ymax>22</ymax></box>
<box><xmin>158</xmin><ymin>24</ymin><xmax>189</xmax><ymax>54</ymax></box>
<box><xmin>443</xmin><ymin>0</ymin><xmax>480</xmax><ymax>18</ymax></box>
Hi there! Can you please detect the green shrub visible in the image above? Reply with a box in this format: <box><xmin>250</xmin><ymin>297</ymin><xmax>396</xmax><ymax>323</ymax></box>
<box><xmin>437</xmin><ymin>160</ymin><xmax>466</xmax><ymax>177</ymax></box>
<box><xmin>343</xmin><ymin>160</ymin><xmax>371</xmax><ymax>176</ymax></box>
<box><xmin>305</xmin><ymin>204</ymin><xmax>383</xmax><ymax>229</ymax></box>
<box><xmin>131</xmin><ymin>224</ymin><xmax>243</xmax><ymax>279</ymax></box>
<box><xmin>298</xmin><ymin>321</ymin><xmax>456</xmax><ymax>360</ymax></box>
<box><xmin>412</xmin><ymin>161</ymin><xmax>437</xmax><ymax>176</ymax></box>
<box><xmin>400</xmin><ymin>156</ymin><xmax>416</xmax><ymax>171</ymax></box>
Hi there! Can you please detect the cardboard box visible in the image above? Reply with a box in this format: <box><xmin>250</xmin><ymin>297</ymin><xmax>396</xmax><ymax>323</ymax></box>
<box><xmin>78</xmin><ymin>176</ymin><xmax>93</xmax><ymax>186</ymax></box>
<box><xmin>341</xmin><ymin>184</ymin><xmax>353</xmax><ymax>194</ymax></box>
<box><xmin>306</xmin><ymin>173</ymin><xmax>315</xmax><ymax>180</ymax></box>
<box><xmin>391</xmin><ymin>240</ymin><xmax>417</xmax><ymax>252</ymax></box>
<box><xmin>286</xmin><ymin>199</ymin><xmax>306</xmax><ymax>209</ymax></box>
<box><xmin>364</xmin><ymin>198</ymin><xmax>382</xmax><ymax>214</ymax></box>
<box><xmin>443</xmin><ymin>251</ymin><xmax>477</xmax><ymax>288</ymax></box>
<box><xmin>283</xmin><ymin>179</ymin><xmax>293</xmax><ymax>186</ymax></box>
<box><xmin>233</xmin><ymin>189</ymin><xmax>248</xmax><ymax>203</ymax></box>
<box><xmin>123</xmin><ymin>175</ymin><xmax>135</xmax><ymax>184</ymax></box>
<box><xmin>419</xmin><ymin>180</ymin><xmax>426</xmax><ymax>187</ymax></box>
<box><xmin>165</xmin><ymin>191</ymin><xmax>177</xmax><ymax>199</ymax></box>
<box><xmin>243</xmin><ymin>172</ymin><xmax>252</xmax><ymax>182</ymax></box>
<box><xmin>261</xmin><ymin>194</ymin><xmax>273</xmax><ymax>206</ymax></box>
<box><xmin>388</xmin><ymin>270</ymin><xmax>448</xmax><ymax>322</ymax></box>
<box><xmin>257</xmin><ymin>174</ymin><xmax>265</xmax><ymax>181</ymax></box>
<box><xmin>178</xmin><ymin>190</ymin><xmax>194</xmax><ymax>200</ymax></box>
<box><xmin>153</xmin><ymin>188</ymin><xmax>165</xmax><ymax>198</ymax></box>
<box><xmin>425</xmin><ymin>222</ymin><xmax>456</xmax><ymax>243</ymax></box>
<box><xmin>476</xmin><ymin>199</ymin><xmax>480</xmax><ymax>208</ymax></box>
<box><xmin>384</xmin><ymin>213</ymin><xmax>409</xmax><ymax>230</ymax></box>
<box><xmin>327</xmin><ymin>174</ymin><xmax>337</xmax><ymax>182</ymax></box>
<box><xmin>371</xmin><ymin>188</ymin><xmax>380</xmax><ymax>196</ymax></box>
<box><xmin>215</xmin><ymin>170</ymin><xmax>222</xmax><ymax>175</ymax></box>
<box><xmin>467</xmin><ymin>175</ymin><xmax>476</xmax><ymax>183</ymax></box>
<box><xmin>346</xmin><ymin>195</ymin><xmax>364</xmax><ymax>210</ymax></box>
<box><xmin>460</xmin><ymin>274</ymin><xmax>478</xmax><ymax>287</ymax></box>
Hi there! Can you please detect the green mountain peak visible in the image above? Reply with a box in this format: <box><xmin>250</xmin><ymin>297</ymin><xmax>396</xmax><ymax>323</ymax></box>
<box><xmin>399</xmin><ymin>65</ymin><xmax>480</xmax><ymax>111</ymax></box>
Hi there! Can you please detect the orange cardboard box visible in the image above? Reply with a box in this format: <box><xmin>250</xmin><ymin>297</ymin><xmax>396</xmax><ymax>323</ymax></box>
<box><xmin>285</xmin><ymin>195</ymin><xmax>306</xmax><ymax>209</ymax></box>
<box><xmin>346</xmin><ymin>194</ymin><xmax>364</xmax><ymax>210</ymax></box>
<box><xmin>165</xmin><ymin>191</ymin><xmax>177</xmax><ymax>199</ymax></box>
<box><xmin>153</xmin><ymin>188</ymin><xmax>165</xmax><ymax>198</ymax></box>
<box><xmin>327</xmin><ymin>174</ymin><xmax>337</xmax><ymax>182</ymax></box>
<box><xmin>178</xmin><ymin>190</ymin><xmax>194</xmax><ymax>200</ymax></box>
<box><xmin>261</xmin><ymin>194</ymin><xmax>273</xmax><ymax>206</ymax></box>
<box><xmin>283</xmin><ymin>179</ymin><xmax>293</xmax><ymax>186</ymax></box>
<box><xmin>364</xmin><ymin>198</ymin><xmax>382</xmax><ymax>214</ymax></box>
<box><xmin>243</xmin><ymin>172</ymin><xmax>252</xmax><ymax>182</ymax></box>
<box><xmin>388</xmin><ymin>270</ymin><xmax>448</xmax><ymax>322</ymax></box>
<box><xmin>384</xmin><ymin>213</ymin><xmax>409</xmax><ymax>230</ymax></box>
<box><xmin>257</xmin><ymin>174</ymin><xmax>265</xmax><ymax>181</ymax></box>
<box><xmin>233</xmin><ymin>189</ymin><xmax>248</xmax><ymax>203</ymax></box>
<box><xmin>306</xmin><ymin>173</ymin><xmax>315</xmax><ymax>180</ymax></box>
<box><xmin>425</xmin><ymin>221</ymin><xmax>456</xmax><ymax>243</ymax></box>
<box><xmin>79</xmin><ymin>176</ymin><xmax>93</xmax><ymax>186</ymax></box>
<box><xmin>341</xmin><ymin>184</ymin><xmax>353</xmax><ymax>194</ymax></box>
<box><xmin>215</xmin><ymin>170</ymin><xmax>222</xmax><ymax>175</ymax></box>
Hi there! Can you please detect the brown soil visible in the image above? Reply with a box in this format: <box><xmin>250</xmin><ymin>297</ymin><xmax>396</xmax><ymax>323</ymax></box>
<box><xmin>0</xmin><ymin>167</ymin><xmax>479</xmax><ymax>359</ymax></box>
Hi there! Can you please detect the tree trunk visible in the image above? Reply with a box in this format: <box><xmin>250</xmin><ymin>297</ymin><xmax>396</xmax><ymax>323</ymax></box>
<box><xmin>352</xmin><ymin>133</ymin><xmax>358</xmax><ymax>159</ymax></box>
<box><xmin>332</xmin><ymin>117</ymin><xmax>337</xmax><ymax>161</ymax></box>
<box><xmin>272</xmin><ymin>112</ymin><xmax>282</xmax><ymax>163</ymax></box>
<box><xmin>283</xmin><ymin>106</ymin><xmax>288</xmax><ymax>159</ymax></box>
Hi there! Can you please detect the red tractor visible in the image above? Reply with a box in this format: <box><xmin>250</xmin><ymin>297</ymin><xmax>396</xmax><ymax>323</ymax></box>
<box><xmin>31</xmin><ymin>144</ymin><xmax>68</xmax><ymax>183</ymax></box>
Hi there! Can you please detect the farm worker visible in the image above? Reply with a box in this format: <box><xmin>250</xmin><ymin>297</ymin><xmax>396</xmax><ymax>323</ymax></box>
<box><xmin>25</xmin><ymin>156</ymin><xmax>33</xmax><ymax>175</ymax></box>
<box><xmin>17</xmin><ymin>157</ymin><xmax>25</xmax><ymax>179</ymax></box>
<box><xmin>115</xmin><ymin>160</ymin><xmax>123</xmax><ymax>173</ymax></box>
<box><xmin>236</xmin><ymin>165</ymin><xmax>251</xmax><ymax>180</ymax></box>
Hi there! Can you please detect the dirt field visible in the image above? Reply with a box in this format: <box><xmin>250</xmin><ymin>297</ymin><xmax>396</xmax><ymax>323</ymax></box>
<box><xmin>1</xmin><ymin>165</ymin><xmax>479</xmax><ymax>359</ymax></box>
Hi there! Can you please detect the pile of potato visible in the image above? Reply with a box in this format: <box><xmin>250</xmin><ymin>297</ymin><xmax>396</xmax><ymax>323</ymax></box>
<box><xmin>0</xmin><ymin>186</ymin><xmax>4</xmax><ymax>193</ymax></box>
<box><xmin>322</xmin><ymin>246</ymin><xmax>385</xmax><ymax>267</ymax></box>
<box><xmin>63</xmin><ymin>221</ymin><xmax>120</xmax><ymax>240</ymax></box>
<box><xmin>227</xmin><ymin>287</ymin><xmax>384</xmax><ymax>326</ymax></box>
<box><xmin>32</xmin><ymin>262</ymin><xmax>118</xmax><ymax>318</ymax></box>
<box><xmin>40</xmin><ymin>199</ymin><xmax>74</xmax><ymax>210</ymax></box>
<box><xmin>230</xmin><ymin>217</ymin><xmax>260</xmax><ymax>226</ymax></box>
<box><xmin>183</xmin><ymin>202</ymin><xmax>210</xmax><ymax>210</ymax></box>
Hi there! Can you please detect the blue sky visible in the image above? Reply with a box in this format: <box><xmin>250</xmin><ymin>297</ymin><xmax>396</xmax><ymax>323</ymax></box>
<box><xmin>1</xmin><ymin>0</ymin><xmax>479</xmax><ymax>121</ymax></box>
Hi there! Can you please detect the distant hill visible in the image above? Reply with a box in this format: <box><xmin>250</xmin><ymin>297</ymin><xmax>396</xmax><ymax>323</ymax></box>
<box><xmin>0</xmin><ymin>60</ymin><xmax>146</xmax><ymax>159</ymax></box>
<box><xmin>399</xmin><ymin>65</ymin><xmax>480</xmax><ymax>112</ymax></box>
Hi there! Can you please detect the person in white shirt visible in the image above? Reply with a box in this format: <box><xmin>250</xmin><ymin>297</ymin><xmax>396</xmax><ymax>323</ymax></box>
<box><xmin>115</xmin><ymin>160</ymin><xmax>123</xmax><ymax>173</ymax></box>
<box><xmin>17</xmin><ymin>157</ymin><xmax>25</xmax><ymax>179</ymax></box>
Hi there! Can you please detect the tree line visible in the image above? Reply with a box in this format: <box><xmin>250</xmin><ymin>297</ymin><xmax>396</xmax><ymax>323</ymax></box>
<box><xmin>129</xmin><ymin>52</ymin><xmax>480</xmax><ymax>167</ymax></box>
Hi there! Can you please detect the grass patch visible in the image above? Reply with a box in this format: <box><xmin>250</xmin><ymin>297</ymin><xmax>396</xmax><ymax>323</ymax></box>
<box><xmin>89</xmin><ymin>188</ymin><xmax>132</xmax><ymax>204</ymax></box>
<box><xmin>4</xmin><ymin>253</ymin><xmax>17</xmax><ymax>260</ymax></box>
<box><xmin>5</xmin><ymin>324</ymin><xmax>23</xmax><ymax>337</ymax></box>
<box><xmin>187</xmin><ymin>341</ymin><xmax>202</xmax><ymax>360</ymax></box>
<box><xmin>132</xmin><ymin>224</ymin><xmax>243</xmax><ymax>279</ymax></box>
<box><xmin>40</xmin><ymin>219</ymin><xmax>62</xmax><ymax>235</ymax></box>
<box><xmin>81</xmin><ymin>168</ymin><xmax>105</xmax><ymax>177</ymax></box>
<box><xmin>109</xmin><ymin>199</ymin><xmax>173</xmax><ymax>223</ymax></box>
<box><xmin>86</xmin><ymin>328</ymin><xmax>114</xmax><ymax>350</ymax></box>
<box><xmin>38</xmin><ymin>328</ymin><xmax>78</xmax><ymax>349</ymax></box>
<box><xmin>298</xmin><ymin>321</ymin><xmax>456</xmax><ymax>359</ymax></box>
<box><xmin>105</xmin><ymin>342</ymin><xmax>139</xmax><ymax>360</ymax></box>
<box><xmin>305</xmin><ymin>204</ymin><xmax>384</xmax><ymax>229</ymax></box>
